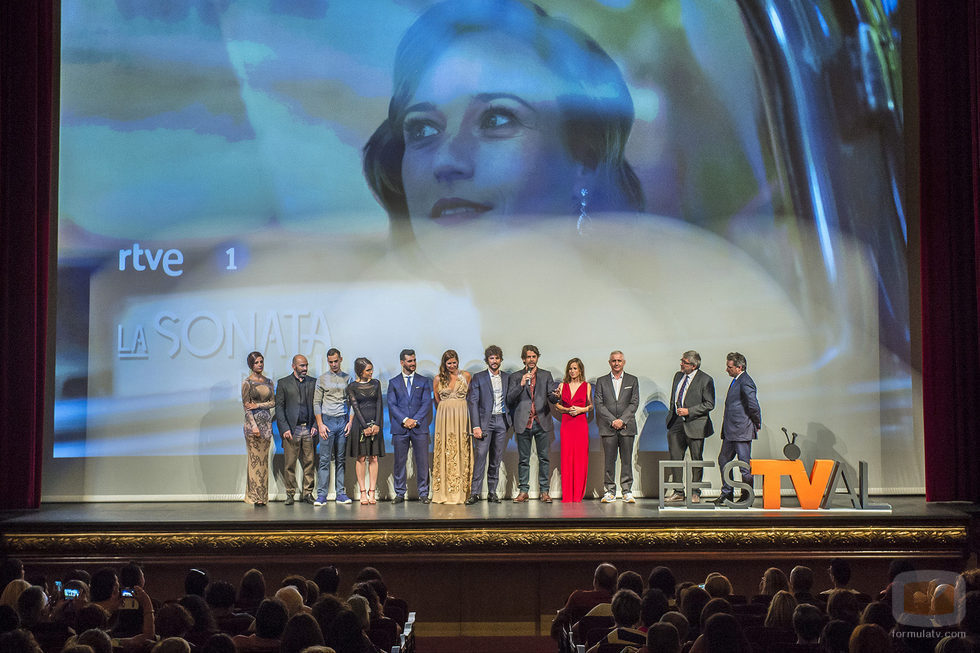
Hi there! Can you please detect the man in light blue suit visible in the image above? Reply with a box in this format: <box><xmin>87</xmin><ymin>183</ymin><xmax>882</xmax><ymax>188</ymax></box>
<box><xmin>714</xmin><ymin>351</ymin><xmax>762</xmax><ymax>505</ymax></box>
<box><xmin>387</xmin><ymin>348</ymin><xmax>433</xmax><ymax>504</ymax></box>
<box><xmin>465</xmin><ymin>345</ymin><xmax>510</xmax><ymax>505</ymax></box>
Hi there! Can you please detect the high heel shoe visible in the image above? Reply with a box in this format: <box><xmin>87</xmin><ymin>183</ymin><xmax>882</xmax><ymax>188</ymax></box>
<box><xmin>368</xmin><ymin>489</ymin><xmax>377</xmax><ymax>504</ymax></box>
<box><xmin>359</xmin><ymin>489</ymin><xmax>369</xmax><ymax>505</ymax></box>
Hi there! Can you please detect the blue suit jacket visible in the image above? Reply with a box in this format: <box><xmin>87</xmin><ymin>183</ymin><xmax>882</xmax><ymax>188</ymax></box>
<box><xmin>467</xmin><ymin>369</ymin><xmax>511</xmax><ymax>432</ymax></box>
<box><xmin>721</xmin><ymin>372</ymin><xmax>762</xmax><ymax>441</ymax></box>
<box><xmin>387</xmin><ymin>374</ymin><xmax>433</xmax><ymax>436</ymax></box>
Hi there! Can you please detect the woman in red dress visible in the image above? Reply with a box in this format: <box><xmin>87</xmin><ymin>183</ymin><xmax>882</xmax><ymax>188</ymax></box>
<box><xmin>552</xmin><ymin>358</ymin><xmax>593</xmax><ymax>502</ymax></box>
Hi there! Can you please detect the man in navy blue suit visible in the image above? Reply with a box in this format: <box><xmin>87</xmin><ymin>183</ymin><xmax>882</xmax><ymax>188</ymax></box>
<box><xmin>387</xmin><ymin>348</ymin><xmax>433</xmax><ymax>504</ymax></box>
<box><xmin>714</xmin><ymin>351</ymin><xmax>762</xmax><ymax>505</ymax></box>
<box><xmin>465</xmin><ymin>345</ymin><xmax>510</xmax><ymax>505</ymax></box>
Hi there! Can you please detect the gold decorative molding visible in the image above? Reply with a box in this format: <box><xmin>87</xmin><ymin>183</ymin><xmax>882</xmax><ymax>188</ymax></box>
<box><xmin>1</xmin><ymin>525</ymin><xmax>968</xmax><ymax>556</ymax></box>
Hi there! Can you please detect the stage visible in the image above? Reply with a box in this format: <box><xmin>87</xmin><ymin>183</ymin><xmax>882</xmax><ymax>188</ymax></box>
<box><xmin>1</xmin><ymin>496</ymin><xmax>976</xmax><ymax>645</ymax></box>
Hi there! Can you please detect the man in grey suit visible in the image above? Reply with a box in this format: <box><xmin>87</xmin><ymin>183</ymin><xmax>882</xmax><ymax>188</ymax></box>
<box><xmin>664</xmin><ymin>350</ymin><xmax>715</xmax><ymax>504</ymax></box>
<box><xmin>594</xmin><ymin>350</ymin><xmax>640</xmax><ymax>503</ymax></box>
<box><xmin>714</xmin><ymin>351</ymin><xmax>762</xmax><ymax>505</ymax></box>
<box><xmin>275</xmin><ymin>354</ymin><xmax>319</xmax><ymax>505</ymax></box>
<box><xmin>506</xmin><ymin>344</ymin><xmax>555</xmax><ymax>503</ymax></box>
<box><xmin>465</xmin><ymin>345</ymin><xmax>510</xmax><ymax>505</ymax></box>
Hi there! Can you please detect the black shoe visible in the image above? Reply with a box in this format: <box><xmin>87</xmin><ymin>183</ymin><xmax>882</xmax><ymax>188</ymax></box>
<box><xmin>392</xmin><ymin>495</ymin><xmax>405</xmax><ymax>504</ymax></box>
<box><xmin>284</xmin><ymin>495</ymin><xmax>295</xmax><ymax>505</ymax></box>
<box><xmin>303</xmin><ymin>493</ymin><xmax>315</xmax><ymax>505</ymax></box>
<box><xmin>488</xmin><ymin>493</ymin><xmax>501</xmax><ymax>503</ymax></box>
<box><xmin>465</xmin><ymin>495</ymin><xmax>480</xmax><ymax>505</ymax></box>
<box><xmin>419</xmin><ymin>496</ymin><xmax>431</xmax><ymax>504</ymax></box>
<box><xmin>711</xmin><ymin>495</ymin><xmax>732</xmax><ymax>505</ymax></box>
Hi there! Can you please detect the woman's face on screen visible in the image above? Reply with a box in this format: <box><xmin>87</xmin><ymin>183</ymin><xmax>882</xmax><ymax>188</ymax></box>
<box><xmin>401</xmin><ymin>32</ymin><xmax>582</xmax><ymax>224</ymax></box>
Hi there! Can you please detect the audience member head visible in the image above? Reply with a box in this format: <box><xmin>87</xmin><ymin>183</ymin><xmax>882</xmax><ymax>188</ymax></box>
<box><xmin>648</xmin><ymin>566</ymin><xmax>677</xmax><ymax>600</ymax></box>
<box><xmin>646</xmin><ymin>621</ymin><xmax>680</xmax><ymax>653</ymax></box>
<box><xmin>16</xmin><ymin>586</ymin><xmax>48</xmax><ymax>628</ymax></box>
<box><xmin>350</xmin><ymin>583</ymin><xmax>382</xmax><ymax>620</ymax></box>
<box><xmin>821</xmin><ymin>619</ymin><xmax>854</xmax><ymax>653</ymax></box>
<box><xmin>680</xmin><ymin>585</ymin><xmax>711</xmax><ymax>634</ymax></box>
<box><xmin>703</xmin><ymin>573</ymin><xmax>732</xmax><ymax>599</ymax></box>
<box><xmin>311</xmin><ymin>595</ymin><xmax>345</xmax><ymax>638</ymax></box>
<box><xmin>959</xmin><ymin>568</ymin><xmax>980</xmax><ymax>594</ymax></box>
<box><xmin>185</xmin><ymin>568</ymin><xmax>209</xmax><ymax>597</ymax></box>
<box><xmin>847</xmin><ymin>623</ymin><xmax>890</xmax><ymax>653</ymax></box>
<box><xmin>275</xmin><ymin>586</ymin><xmax>306</xmax><ymax>617</ymax></box>
<box><xmin>88</xmin><ymin>568</ymin><xmax>118</xmax><ymax>604</ymax></box>
<box><xmin>151</xmin><ymin>637</ymin><xmax>191</xmax><ymax>653</ymax></box>
<box><xmin>660</xmin><ymin>611</ymin><xmax>690</xmax><ymax>643</ymax></box>
<box><xmin>700</xmin><ymin>598</ymin><xmax>732</xmax><ymax>630</ymax></box>
<box><xmin>1</xmin><ymin>580</ymin><xmax>30</xmax><ymax>608</ymax></box>
<box><xmin>280</xmin><ymin>613</ymin><xmax>324</xmax><ymax>653</ymax></box>
<box><xmin>860</xmin><ymin>601</ymin><xmax>895</xmax><ymax>632</ymax></box>
<box><xmin>75</xmin><ymin>629</ymin><xmax>112</xmax><ymax>653</ymax></box>
<box><xmin>281</xmin><ymin>575</ymin><xmax>308</xmax><ymax>596</ymax></box>
<box><xmin>0</xmin><ymin>559</ymin><xmax>25</xmax><ymax>590</ymax></box>
<box><xmin>74</xmin><ymin>604</ymin><xmax>110</xmax><ymax>632</ymax></box>
<box><xmin>639</xmin><ymin>588</ymin><xmax>669</xmax><ymax>627</ymax></box>
<box><xmin>155</xmin><ymin>602</ymin><xmax>193</xmax><ymax>639</ymax></box>
<box><xmin>200</xmin><ymin>633</ymin><xmax>236</xmax><ymax>653</ymax></box>
<box><xmin>64</xmin><ymin>570</ymin><xmax>91</xmax><ymax>586</ymax></box>
<box><xmin>0</xmin><ymin>604</ymin><xmax>20</xmax><ymax>634</ymax></box>
<box><xmin>594</xmin><ymin>563</ymin><xmax>617</xmax><ymax>594</ymax></box>
<box><xmin>701</xmin><ymin>612</ymin><xmax>749</xmax><ymax>653</ymax></box>
<box><xmin>935</xmin><ymin>636</ymin><xmax>974</xmax><ymax>653</ymax></box>
<box><xmin>304</xmin><ymin>581</ymin><xmax>319</xmax><ymax>606</ymax></box>
<box><xmin>828</xmin><ymin>558</ymin><xmax>852</xmax><ymax>588</ymax></box>
<box><xmin>763</xmin><ymin>590</ymin><xmax>797</xmax><ymax>630</ymax></box>
<box><xmin>119</xmin><ymin>561</ymin><xmax>145</xmax><ymax>589</ymax></box>
<box><xmin>827</xmin><ymin>589</ymin><xmax>861</xmax><ymax>625</ymax></box>
<box><xmin>313</xmin><ymin>567</ymin><xmax>340</xmax><ymax>596</ymax></box>
<box><xmin>962</xmin><ymin>590</ymin><xmax>980</xmax><ymax>635</ymax></box>
<box><xmin>365</xmin><ymin>579</ymin><xmax>387</xmax><ymax>606</ymax></box>
<box><xmin>346</xmin><ymin>595</ymin><xmax>370</xmax><ymax>630</ymax></box>
<box><xmin>205</xmin><ymin>580</ymin><xmax>237</xmax><ymax>611</ymax></box>
<box><xmin>179</xmin><ymin>593</ymin><xmax>217</xmax><ymax>633</ymax></box>
<box><xmin>63</xmin><ymin>645</ymin><xmax>95</xmax><ymax>653</ymax></box>
<box><xmin>324</xmin><ymin>609</ymin><xmax>365</xmax><ymax>653</ymax></box>
<box><xmin>611</xmin><ymin>571</ymin><xmax>641</xmax><ymax>596</ymax></box>
<box><xmin>793</xmin><ymin>603</ymin><xmax>824</xmax><ymax>644</ymax></box>
<box><xmin>255</xmin><ymin>598</ymin><xmax>289</xmax><ymax>640</ymax></box>
<box><xmin>759</xmin><ymin>567</ymin><xmax>789</xmax><ymax>597</ymax></box>
<box><xmin>789</xmin><ymin>565</ymin><xmax>814</xmax><ymax>594</ymax></box>
<box><xmin>611</xmin><ymin>589</ymin><xmax>642</xmax><ymax>628</ymax></box>
<box><xmin>0</xmin><ymin>628</ymin><xmax>42</xmax><ymax>653</ymax></box>
<box><xmin>239</xmin><ymin>569</ymin><xmax>266</xmax><ymax>608</ymax></box>
<box><xmin>354</xmin><ymin>567</ymin><xmax>382</xmax><ymax>584</ymax></box>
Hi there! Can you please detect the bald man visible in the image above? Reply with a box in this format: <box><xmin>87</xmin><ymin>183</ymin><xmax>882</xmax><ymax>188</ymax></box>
<box><xmin>275</xmin><ymin>354</ymin><xmax>319</xmax><ymax>505</ymax></box>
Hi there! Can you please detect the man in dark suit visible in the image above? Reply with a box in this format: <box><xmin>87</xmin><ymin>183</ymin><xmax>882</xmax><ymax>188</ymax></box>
<box><xmin>275</xmin><ymin>354</ymin><xmax>319</xmax><ymax>505</ymax></box>
<box><xmin>714</xmin><ymin>351</ymin><xmax>761</xmax><ymax>505</ymax></box>
<box><xmin>594</xmin><ymin>350</ymin><xmax>640</xmax><ymax>503</ymax></box>
<box><xmin>664</xmin><ymin>350</ymin><xmax>715</xmax><ymax>504</ymax></box>
<box><xmin>506</xmin><ymin>344</ymin><xmax>555</xmax><ymax>503</ymax></box>
<box><xmin>465</xmin><ymin>345</ymin><xmax>510</xmax><ymax>505</ymax></box>
<box><xmin>387</xmin><ymin>348</ymin><xmax>433</xmax><ymax>503</ymax></box>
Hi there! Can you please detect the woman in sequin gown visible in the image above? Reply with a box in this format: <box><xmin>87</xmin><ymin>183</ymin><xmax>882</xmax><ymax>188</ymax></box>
<box><xmin>241</xmin><ymin>351</ymin><xmax>275</xmax><ymax>505</ymax></box>
<box><xmin>431</xmin><ymin>349</ymin><xmax>473</xmax><ymax>504</ymax></box>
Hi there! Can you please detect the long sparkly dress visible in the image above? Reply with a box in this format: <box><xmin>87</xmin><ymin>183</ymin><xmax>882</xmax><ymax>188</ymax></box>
<box><xmin>242</xmin><ymin>376</ymin><xmax>275</xmax><ymax>504</ymax></box>
<box><xmin>560</xmin><ymin>382</ymin><xmax>589</xmax><ymax>503</ymax></box>
<box><xmin>431</xmin><ymin>375</ymin><xmax>473</xmax><ymax>504</ymax></box>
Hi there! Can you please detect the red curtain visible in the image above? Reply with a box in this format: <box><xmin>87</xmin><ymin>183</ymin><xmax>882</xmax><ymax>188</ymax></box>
<box><xmin>919</xmin><ymin>0</ymin><xmax>980</xmax><ymax>501</ymax></box>
<box><xmin>0</xmin><ymin>4</ymin><xmax>978</xmax><ymax>508</ymax></box>
<box><xmin>0</xmin><ymin>3</ymin><xmax>52</xmax><ymax>509</ymax></box>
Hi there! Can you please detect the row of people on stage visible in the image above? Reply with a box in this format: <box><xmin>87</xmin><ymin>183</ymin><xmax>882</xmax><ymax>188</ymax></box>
<box><xmin>240</xmin><ymin>345</ymin><xmax>761</xmax><ymax>507</ymax></box>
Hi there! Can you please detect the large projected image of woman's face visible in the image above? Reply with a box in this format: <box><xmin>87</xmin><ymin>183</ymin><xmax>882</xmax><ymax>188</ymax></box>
<box><xmin>400</xmin><ymin>33</ymin><xmax>581</xmax><ymax>222</ymax></box>
<box><xmin>363</xmin><ymin>0</ymin><xmax>644</xmax><ymax>229</ymax></box>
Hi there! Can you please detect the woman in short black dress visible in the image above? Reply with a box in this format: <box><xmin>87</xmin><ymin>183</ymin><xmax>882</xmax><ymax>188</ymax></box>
<box><xmin>346</xmin><ymin>357</ymin><xmax>384</xmax><ymax>504</ymax></box>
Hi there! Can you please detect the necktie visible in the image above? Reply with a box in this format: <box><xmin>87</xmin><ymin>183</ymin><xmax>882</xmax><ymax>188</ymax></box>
<box><xmin>677</xmin><ymin>374</ymin><xmax>689</xmax><ymax>412</ymax></box>
<box><xmin>526</xmin><ymin>370</ymin><xmax>537</xmax><ymax>429</ymax></box>
<box><xmin>405</xmin><ymin>375</ymin><xmax>411</xmax><ymax>390</ymax></box>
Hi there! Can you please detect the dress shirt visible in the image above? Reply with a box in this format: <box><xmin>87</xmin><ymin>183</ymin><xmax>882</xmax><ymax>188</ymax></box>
<box><xmin>676</xmin><ymin>370</ymin><xmax>696</xmax><ymax>410</ymax></box>
<box><xmin>610</xmin><ymin>371</ymin><xmax>624</xmax><ymax>400</ymax></box>
<box><xmin>490</xmin><ymin>370</ymin><xmax>504</xmax><ymax>414</ymax></box>
<box><xmin>314</xmin><ymin>370</ymin><xmax>350</xmax><ymax>418</ymax></box>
